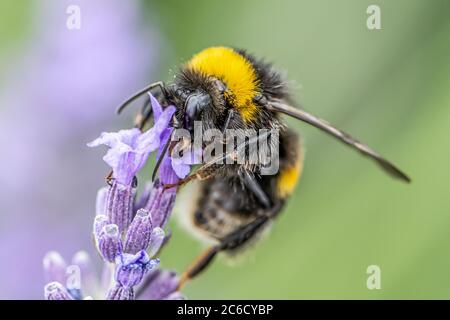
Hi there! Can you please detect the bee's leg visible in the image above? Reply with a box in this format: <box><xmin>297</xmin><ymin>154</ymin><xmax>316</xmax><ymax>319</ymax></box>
<box><xmin>163</xmin><ymin>165</ymin><xmax>216</xmax><ymax>190</ymax></box>
<box><xmin>222</xmin><ymin>109</ymin><xmax>234</xmax><ymax>132</ymax></box>
<box><xmin>178</xmin><ymin>246</ymin><xmax>220</xmax><ymax>288</ymax></box>
<box><xmin>178</xmin><ymin>215</ymin><xmax>270</xmax><ymax>289</ymax></box>
<box><xmin>116</xmin><ymin>81</ymin><xmax>166</xmax><ymax>115</ymax></box>
<box><xmin>240</xmin><ymin>170</ymin><xmax>272</xmax><ymax>209</ymax></box>
<box><xmin>135</xmin><ymin>95</ymin><xmax>152</xmax><ymax>130</ymax></box>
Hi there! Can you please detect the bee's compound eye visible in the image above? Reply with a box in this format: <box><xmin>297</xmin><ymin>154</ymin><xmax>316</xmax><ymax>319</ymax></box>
<box><xmin>184</xmin><ymin>93</ymin><xmax>212</xmax><ymax>130</ymax></box>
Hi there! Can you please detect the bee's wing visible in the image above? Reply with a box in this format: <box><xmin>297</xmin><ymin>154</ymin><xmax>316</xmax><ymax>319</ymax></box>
<box><xmin>266</xmin><ymin>99</ymin><xmax>411</xmax><ymax>183</ymax></box>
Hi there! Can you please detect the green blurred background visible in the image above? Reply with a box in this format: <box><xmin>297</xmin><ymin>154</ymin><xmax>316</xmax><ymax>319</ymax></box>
<box><xmin>1</xmin><ymin>0</ymin><xmax>450</xmax><ymax>299</ymax></box>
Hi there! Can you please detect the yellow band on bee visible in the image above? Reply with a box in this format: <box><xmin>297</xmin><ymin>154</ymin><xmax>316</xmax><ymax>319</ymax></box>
<box><xmin>187</xmin><ymin>46</ymin><xmax>260</xmax><ymax>122</ymax></box>
<box><xmin>277</xmin><ymin>150</ymin><xmax>304</xmax><ymax>198</ymax></box>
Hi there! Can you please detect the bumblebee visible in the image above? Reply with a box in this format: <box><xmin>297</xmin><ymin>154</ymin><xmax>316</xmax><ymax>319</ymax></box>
<box><xmin>117</xmin><ymin>46</ymin><xmax>410</xmax><ymax>287</ymax></box>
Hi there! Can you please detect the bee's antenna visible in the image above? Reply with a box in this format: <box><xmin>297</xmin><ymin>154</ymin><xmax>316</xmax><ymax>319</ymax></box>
<box><xmin>116</xmin><ymin>81</ymin><xmax>166</xmax><ymax>114</ymax></box>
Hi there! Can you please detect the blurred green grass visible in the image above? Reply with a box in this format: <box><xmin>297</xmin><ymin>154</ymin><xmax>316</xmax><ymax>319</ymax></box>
<box><xmin>2</xmin><ymin>0</ymin><xmax>450</xmax><ymax>299</ymax></box>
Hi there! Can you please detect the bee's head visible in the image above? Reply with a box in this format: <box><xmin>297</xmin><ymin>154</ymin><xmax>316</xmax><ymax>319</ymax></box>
<box><xmin>167</xmin><ymin>70</ymin><xmax>228</xmax><ymax>132</ymax></box>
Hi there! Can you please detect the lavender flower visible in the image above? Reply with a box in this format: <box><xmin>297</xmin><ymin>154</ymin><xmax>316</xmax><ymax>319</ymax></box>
<box><xmin>94</xmin><ymin>181</ymin><xmax>179</xmax><ymax>300</ymax></box>
<box><xmin>149</xmin><ymin>92</ymin><xmax>197</xmax><ymax>185</ymax></box>
<box><xmin>87</xmin><ymin>104</ymin><xmax>176</xmax><ymax>186</ymax></box>
<box><xmin>88</xmin><ymin>98</ymin><xmax>176</xmax><ymax>231</ymax></box>
<box><xmin>115</xmin><ymin>251</ymin><xmax>159</xmax><ymax>287</ymax></box>
<box><xmin>43</xmin><ymin>183</ymin><xmax>184</xmax><ymax>300</ymax></box>
<box><xmin>44</xmin><ymin>94</ymin><xmax>188</xmax><ymax>300</ymax></box>
<box><xmin>44</xmin><ymin>180</ymin><xmax>185</xmax><ymax>300</ymax></box>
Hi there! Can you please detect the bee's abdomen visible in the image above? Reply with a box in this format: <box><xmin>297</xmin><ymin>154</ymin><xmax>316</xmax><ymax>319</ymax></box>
<box><xmin>193</xmin><ymin>179</ymin><xmax>257</xmax><ymax>240</ymax></box>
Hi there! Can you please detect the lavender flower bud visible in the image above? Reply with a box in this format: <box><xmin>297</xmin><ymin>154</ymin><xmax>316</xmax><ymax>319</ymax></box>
<box><xmin>152</xmin><ymin>189</ymin><xmax>176</xmax><ymax>228</ymax></box>
<box><xmin>106</xmin><ymin>284</ymin><xmax>134</xmax><ymax>300</ymax></box>
<box><xmin>115</xmin><ymin>251</ymin><xmax>159</xmax><ymax>287</ymax></box>
<box><xmin>98</xmin><ymin>224</ymin><xmax>122</xmax><ymax>262</ymax></box>
<box><xmin>106</xmin><ymin>181</ymin><xmax>135</xmax><ymax>232</ymax></box>
<box><xmin>95</xmin><ymin>187</ymin><xmax>109</xmax><ymax>216</ymax></box>
<box><xmin>144</xmin><ymin>181</ymin><xmax>176</xmax><ymax>228</ymax></box>
<box><xmin>44</xmin><ymin>282</ymin><xmax>74</xmax><ymax>300</ymax></box>
<box><xmin>137</xmin><ymin>269</ymin><xmax>180</xmax><ymax>300</ymax></box>
<box><xmin>43</xmin><ymin>251</ymin><xmax>67</xmax><ymax>284</ymax></box>
<box><xmin>93</xmin><ymin>214</ymin><xmax>108</xmax><ymax>244</ymax></box>
<box><xmin>144</xmin><ymin>180</ymin><xmax>163</xmax><ymax>212</ymax></box>
<box><xmin>124</xmin><ymin>209</ymin><xmax>153</xmax><ymax>254</ymax></box>
<box><xmin>147</xmin><ymin>227</ymin><xmax>165</xmax><ymax>258</ymax></box>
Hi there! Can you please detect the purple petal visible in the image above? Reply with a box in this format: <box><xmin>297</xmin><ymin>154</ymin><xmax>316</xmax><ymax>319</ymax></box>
<box><xmin>135</xmin><ymin>105</ymin><xmax>176</xmax><ymax>154</ymax></box>
<box><xmin>132</xmin><ymin>128</ymin><xmax>161</xmax><ymax>155</ymax></box>
<box><xmin>102</xmin><ymin>145</ymin><xmax>140</xmax><ymax>186</ymax></box>
<box><xmin>169</xmin><ymin>145</ymin><xmax>202</xmax><ymax>180</ymax></box>
<box><xmin>88</xmin><ymin>128</ymin><xmax>156</xmax><ymax>186</ymax></box>
<box><xmin>159</xmin><ymin>153</ymin><xmax>180</xmax><ymax>185</ymax></box>
<box><xmin>159</xmin><ymin>127</ymin><xmax>172</xmax><ymax>150</ymax></box>
<box><xmin>87</xmin><ymin>128</ymin><xmax>140</xmax><ymax>149</ymax></box>
<box><xmin>156</xmin><ymin>126</ymin><xmax>180</xmax><ymax>184</ymax></box>
<box><xmin>171</xmin><ymin>156</ymin><xmax>191</xmax><ymax>179</ymax></box>
<box><xmin>148</xmin><ymin>93</ymin><xmax>163</xmax><ymax>121</ymax></box>
<box><xmin>88</xmin><ymin>104</ymin><xmax>175</xmax><ymax>185</ymax></box>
